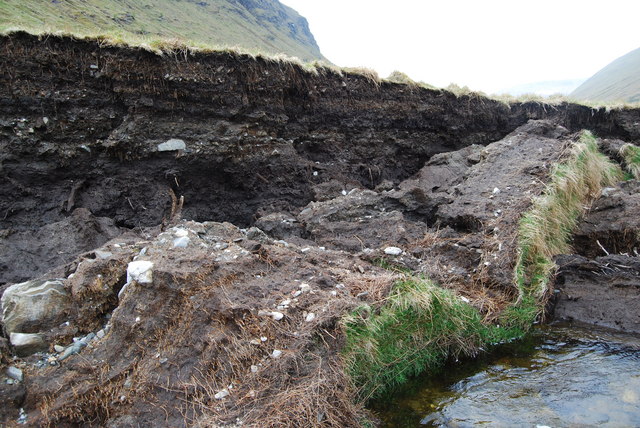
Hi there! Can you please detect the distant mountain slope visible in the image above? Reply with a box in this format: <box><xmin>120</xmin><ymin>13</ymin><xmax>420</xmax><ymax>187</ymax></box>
<box><xmin>570</xmin><ymin>47</ymin><xmax>640</xmax><ymax>103</ymax></box>
<box><xmin>0</xmin><ymin>0</ymin><xmax>326</xmax><ymax>62</ymax></box>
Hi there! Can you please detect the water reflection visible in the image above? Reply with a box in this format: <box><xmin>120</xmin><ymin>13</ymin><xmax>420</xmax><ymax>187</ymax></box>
<box><xmin>371</xmin><ymin>323</ymin><xmax>640</xmax><ymax>427</ymax></box>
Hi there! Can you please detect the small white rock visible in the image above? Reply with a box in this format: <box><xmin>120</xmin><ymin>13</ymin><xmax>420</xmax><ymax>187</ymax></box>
<box><xmin>127</xmin><ymin>260</ymin><xmax>154</xmax><ymax>284</ymax></box>
<box><xmin>384</xmin><ymin>246</ymin><xmax>402</xmax><ymax>256</ymax></box>
<box><xmin>271</xmin><ymin>349</ymin><xmax>283</xmax><ymax>359</ymax></box>
<box><xmin>492</xmin><ymin>187</ymin><xmax>501</xmax><ymax>194</ymax></box>
<box><xmin>173</xmin><ymin>236</ymin><xmax>190</xmax><ymax>248</ymax></box>
<box><xmin>305</xmin><ymin>313</ymin><xmax>316</xmax><ymax>322</ymax></box>
<box><xmin>158</xmin><ymin>138</ymin><xmax>186</xmax><ymax>152</ymax></box>
<box><xmin>260</xmin><ymin>336</ymin><xmax>268</xmax><ymax>342</ymax></box>
<box><xmin>460</xmin><ymin>296</ymin><xmax>470</xmax><ymax>303</ymax></box>
<box><xmin>174</xmin><ymin>228</ymin><xmax>189</xmax><ymax>237</ymax></box>
<box><xmin>214</xmin><ymin>389</ymin><xmax>229</xmax><ymax>400</ymax></box>
<box><xmin>271</xmin><ymin>311</ymin><xmax>284</xmax><ymax>321</ymax></box>
<box><xmin>250</xmin><ymin>365</ymin><xmax>259</xmax><ymax>373</ymax></box>
<box><xmin>6</xmin><ymin>366</ymin><xmax>23</xmax><ymax>382</ymax></box>
<box><xmin>94</xmin><ymin>250</ymin><xmax>113</xmax><ymax>260</ymax></box>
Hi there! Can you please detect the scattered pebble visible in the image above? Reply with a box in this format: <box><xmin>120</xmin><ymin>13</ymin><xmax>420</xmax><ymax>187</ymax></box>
<box><xmin>250</xmin><ymin>365</ymin><xmax>259</xmax><ymax>373</ymax></box>
<box><xmin>59</xmin><ymin>343</ymin><xmax>82</xmax><ymax>361</ymax></box>
<box><xmin>270</xmin><ymin>312</ymin><xmax>284</xmax><ymax>321</ymax></box>
<box><xmin>173</xmin><ymin>236</ymin><xmax>190</xmax><ymax>248</ymax></box>
<box><xmin>271</xmin><ymin>349</ymin><xmax>283</xmax><ymax>359</ymax></box>
<box><xmin>174</xmin><ymin>228</ymin><xmax>189</xmax><ymax>237</ymax></box>
<box><xmin>18</xmin><ymin>408</ymin><xmax>27</xmax><ymax>424</ymax></box>
<box><xmin>305</xmin><ymin>313</ymin><xmax>316</xmax><ymax>322</ymax></box>
<box><xmin>492</xmin><ymin>187</ymin><xmax>501</xmax><ymax>194</ymax></box>
<box><xmin>6</xmin><ymin>366</ymin><xmax>23</xmax><ymax>382</ymax></box>
<box><xmin>94</xmin><ymin>250</ymin><xmax>113</xmax><ymax>260</ymax></box>
<box><xmin>384</xmin><ymin>246</ymin><xmax>402</xmax><ymax>256</ymax></box>
<box><xmin>214</xmin><ymin>389</ymin><xmax>229</xmax><ymax>400</ymax></box>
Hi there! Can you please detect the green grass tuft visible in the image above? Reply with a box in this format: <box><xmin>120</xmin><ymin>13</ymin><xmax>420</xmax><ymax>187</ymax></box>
<box><xmin>620</xmin><ymin>143</ymin><xmax>640</xmax><ymax>179</ymax></box>
<box><xmin>511</xmin><ymin>130</ymin><xmax>623</xmax><ymax>321</ymax></box>
<box><xmin>342</xmin><ymin>277</ymin><xmax>523</xmax><ymax>401</ymax></box>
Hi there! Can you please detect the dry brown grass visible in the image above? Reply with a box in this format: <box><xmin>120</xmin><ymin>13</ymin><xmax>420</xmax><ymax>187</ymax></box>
<box><xmin>342</xmin><ymin>272</ymin><xmax>398</xmax><ymax>303</ymax></box>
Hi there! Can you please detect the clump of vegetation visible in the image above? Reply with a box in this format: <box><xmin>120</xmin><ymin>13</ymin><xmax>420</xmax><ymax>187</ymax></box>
<box><xmin>341</xmin><ymin>277</ymin><xmax>522</xmax><ymax>401</ymax></box>
<box><xmin>386</xmin><ymin>71</ymin><xmax>418</xmax><ymax>86</ymax></box>
<box><xmin>511</xmin><ymin>131</ymin><xmax>623</xmax><ymax>324</ymax></box>
<box><xmin>620</xmin><ymin>143</ymin><xmax>640</xmax><ymax>179</ymax></box>
<box><xmin>342</xmin><ymin>67</ymin><xmax>381</xmax><ymax>86</ymax></box>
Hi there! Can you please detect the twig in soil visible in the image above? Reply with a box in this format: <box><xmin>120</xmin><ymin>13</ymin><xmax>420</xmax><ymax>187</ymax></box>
<box><xmin>596</xmin><ymin>239</ymin><xmax>610</xmax><ymax>256</ymax></box>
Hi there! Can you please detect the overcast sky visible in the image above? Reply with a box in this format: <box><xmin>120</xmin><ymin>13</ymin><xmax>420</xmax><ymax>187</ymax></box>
<box><xmin>281</xmin><ymin>0</ymin><xmax>640</xmax><ymax>95</ymax></box>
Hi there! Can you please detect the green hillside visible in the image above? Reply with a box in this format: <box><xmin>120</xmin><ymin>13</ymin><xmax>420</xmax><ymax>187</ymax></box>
<box><xmin>0</xmin><ymin>0</ymin><xmax>326</xmax><ymax>62</ymax></box>
<box><xmin>570</xmin><ymin>47</ymin><xmax>640</xmax><ymax>103</ymax></box>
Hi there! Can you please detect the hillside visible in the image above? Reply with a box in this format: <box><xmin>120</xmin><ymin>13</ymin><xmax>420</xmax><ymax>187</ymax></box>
<box><xmin>570</xmin><ymin>46</ymin><xmax>640</xmax><ymax>103</ymax></box>
<box><xmin>0</xmin><ymin>0</ymin><xmax>326</xmax><ymax>61</ymax></box>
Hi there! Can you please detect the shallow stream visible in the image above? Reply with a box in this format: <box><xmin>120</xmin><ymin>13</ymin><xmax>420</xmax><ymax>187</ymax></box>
<box><xmin>371</xmin><ymin>323</ymin><xmax>640</xmax><ymax>427</ymax></box>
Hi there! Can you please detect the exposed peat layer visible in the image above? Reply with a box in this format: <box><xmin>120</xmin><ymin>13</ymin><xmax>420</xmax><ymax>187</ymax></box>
<box><xmin>1</xmin><ymin>32</ymin><xmax>639</xmax><ymax>427</ymax></box>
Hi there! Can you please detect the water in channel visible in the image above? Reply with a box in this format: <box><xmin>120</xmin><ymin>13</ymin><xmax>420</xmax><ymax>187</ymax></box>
<box><xmin>370</xmin><ymin>322</ymin><xmax>640</xmax><ymax>427</ymax></box>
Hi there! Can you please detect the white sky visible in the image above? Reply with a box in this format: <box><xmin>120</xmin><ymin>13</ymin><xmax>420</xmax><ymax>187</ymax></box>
<box><xmin>281</xmin><ymin>0</ymin><xmax>640</xmax><ymax>94</ymax></box>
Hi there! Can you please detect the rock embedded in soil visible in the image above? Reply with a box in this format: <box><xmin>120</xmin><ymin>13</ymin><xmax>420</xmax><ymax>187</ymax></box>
<box><xmin>9</xmin><ymin>333</ymin><xmax>47</xmax><ymax>356</ymax></box>
<box><xmin>1</xmin><ymin>279</ymin><xmax>70</xmax><ymax>335</ymax></box>
<box><xmin>384</xmin><ymin>247</ymin><xmax>403</xmax><ymax>256</ymax></box>
<box><xmin>6</xmin><ymin>366</ymin><xmax>23</xmax><ymax>382</ymax></box>
<box><xmin>157</xmin><ymin>138</ymin><xmax>186</xmax><ymax>152</ymax></box>
<box><xmin>126</xmin><ymin>261</ymin><xmax>154</xmax><ymax>284</ymax></box>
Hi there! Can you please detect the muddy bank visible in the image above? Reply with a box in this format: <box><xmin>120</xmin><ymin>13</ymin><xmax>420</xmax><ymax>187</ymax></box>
<box><xmin>553</xmin><ymin>180</ymin><xmax>640</xmax><ymax>333</ymax></box>
<box><xmin>1</xmin><ymin>33</ymin><xmax>640</xmax><ymax>427</ymax></box>
<box><xmin>2</xmin><ymin>32</ymin><xmax>640</xmax><ymax>285</ymax></box>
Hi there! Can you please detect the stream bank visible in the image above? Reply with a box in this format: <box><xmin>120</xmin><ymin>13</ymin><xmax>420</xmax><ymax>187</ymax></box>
<box><xmin>1</xmin><ymin>32</ymin><xmax>640</xmax><ymax>427</ymax></box>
